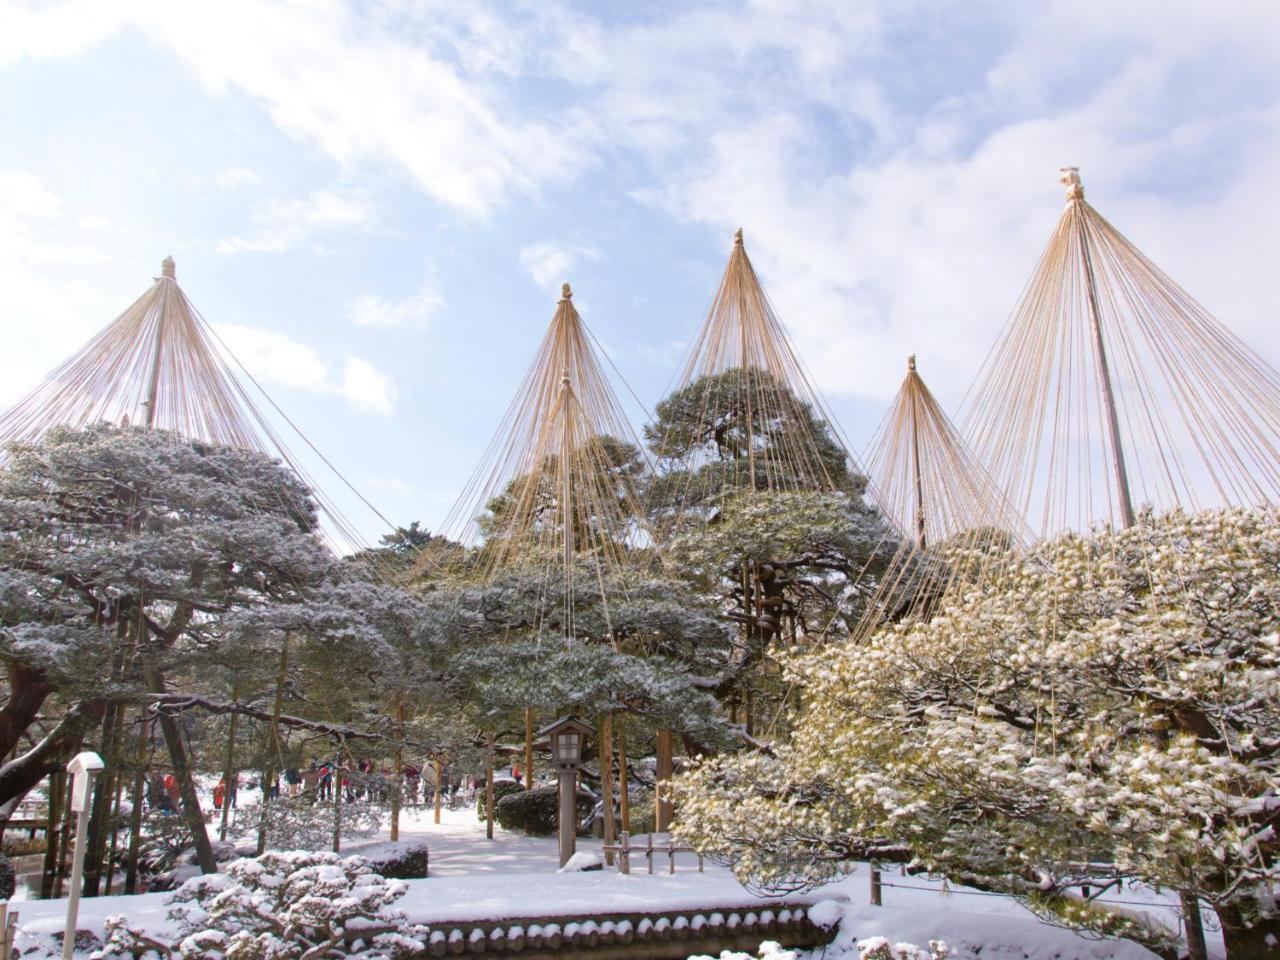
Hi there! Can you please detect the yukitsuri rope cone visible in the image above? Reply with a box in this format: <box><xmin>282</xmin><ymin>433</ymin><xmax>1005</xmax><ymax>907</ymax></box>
<box><xmin>436</xmin><ymin>282</ymin><xmax>651</xmax><ymax>582</ymax></box>
<box><xmin>649</xmin><ymin>228</ymin><xmax>864</xmax><ymax>513</ymax></box>
<box><xmin>854</xmin><ymin>354</ymin><xmax>1026</xmax><ymax>634</ymax></box>
<box><xmin>0</xmin><ymin>256</ymin><xmax>388</xmax><ymax>554</ymax></box>
<box><xmin>646</xmin><ymin>228</ymin><xmax>909</xmax><ymax>642</ymax></box>
<box><xmin>426</xmin><ymin>282</ymin><xmax>654</xmax><ymax>841</ymax></box>
<box><xmin>962</xmin><ymin>167</ymin><xmax>1280</xmax><ymax>537</ymax></box>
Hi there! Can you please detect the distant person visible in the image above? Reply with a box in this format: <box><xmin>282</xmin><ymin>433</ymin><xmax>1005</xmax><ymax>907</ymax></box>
<box><xmin>285</xmin><ymin>767</ymin><xmax>301</xmax><ymax>796</ymax></box>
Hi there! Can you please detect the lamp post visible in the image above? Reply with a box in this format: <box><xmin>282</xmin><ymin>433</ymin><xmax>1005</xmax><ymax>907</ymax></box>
<box><xmin>538</xmin><ymin>717</ymin><xmax>592</xmax><ymax>867</ymax></box>
<box><xmin>63</xmin><ymin>751</ymin><xmax>105</xmax><ymax>960</ymax></box>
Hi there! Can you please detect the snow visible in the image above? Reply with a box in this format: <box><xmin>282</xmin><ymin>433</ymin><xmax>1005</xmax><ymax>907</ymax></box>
<box><xmin>10</xmin><ymin>807</ymin><xmax>1206</xmax><ymax>959</ymax></box>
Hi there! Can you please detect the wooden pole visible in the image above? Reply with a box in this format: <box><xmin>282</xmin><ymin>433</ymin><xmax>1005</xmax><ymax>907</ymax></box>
<box><xmin>655</xmin><ymin>729</ymin><xmax>673</xmax><ymax>832</ymax></box>
<box><xmin>558</xmin><ymin>765</ymin><xmax>576</xmax><ymax>867</ymax></box>
<box><xmin>433</xmin><ymin>758</ymin><xmax>443</xmax><ymax>825</ymax></box>
<box><xmin>39</xmin><ymin>771</ymin><xmax>64</xmax><ymax>899</ymax></box>
<box><xmin>618</xmin><ymin>729</ymin><xmax>630</xmax><ymax>833</ymax></box>
<box><xmin>524</xmin><ymin>708</ymin><xmax>535</xmax><ymax>790</ymax></box>
<box><xmin>907</xmin><ymin>355</ymin><xmax>927</xmax><ymax>547</ymax></box>
<box><xmin>390</xmin><ymin>693</ymin><xmax>404</xmax><ymax>843</ymax></box>
<box><xmin>599</xmin><ymin>714</ymin><xmax>615</xmax><ymax>865</ymax></box>
<box><xmin>332</xmin><ymin>754</ymin><xmax>343</xmax><ymax>854</ymax></box>
<box><xmin>485</xmin><ymin>733</ymin><xmax>496</xmax><ymax>840</ymax></box>
<box><xmin>1069</xmin><ymin>174</ymin><xmax>1136</xmax><ymax>529</ymax></box>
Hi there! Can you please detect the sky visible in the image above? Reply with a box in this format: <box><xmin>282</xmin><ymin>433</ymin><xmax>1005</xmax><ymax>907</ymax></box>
<box><xmin>2</xmin><ymin>0</ymin><xmax>1279</xmax><ymax>546</ymax></box>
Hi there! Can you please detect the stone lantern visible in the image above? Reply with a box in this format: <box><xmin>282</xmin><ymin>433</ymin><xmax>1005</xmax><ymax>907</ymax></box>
<box><xmin>538</xmin><ymin>716</ymin><xmax>593</xmax><ymax>866</ymax></box>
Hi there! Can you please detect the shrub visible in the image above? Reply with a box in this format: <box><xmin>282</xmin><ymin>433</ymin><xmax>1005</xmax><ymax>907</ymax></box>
<box><xmin>477</xmin><ymin>778</ymin><xmax>524</xmax><ymax>821</ymax></box>
<box><xmin>0</xmin><ymin>854</ymin><xmax>14</xmax><ymax>900</ymax></box>
<box><xmin>346</xmin><ymin>839</ymin><xmax>429</xmax><ymax>879</ymax></box>
<box><xmin>494</xmin><ymin>784</ymin><xmax>594</xmax><ymax>836</ymax></box>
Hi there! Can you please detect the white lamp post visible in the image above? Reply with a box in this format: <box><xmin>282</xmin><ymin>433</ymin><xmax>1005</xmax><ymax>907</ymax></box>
<box><xmin>63</xmin><ymin>751</ymin><xmax>105</xmax><ymax>960</ymax></box>
<box><xmin>538</xmin><ymin>717</ymin><xmax>592</xmax><ymax>867</ymax></box>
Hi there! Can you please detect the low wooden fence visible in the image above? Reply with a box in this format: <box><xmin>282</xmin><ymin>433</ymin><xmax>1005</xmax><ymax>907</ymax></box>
<box><xmin>601</xmin><ymin>831</ymin><xmax>703</xmax><ymax>875</ymax></box>
<box><xmin>0</xmin><ymin>903</ymin><xmax>19</xmax><ymax>960</ymax></box>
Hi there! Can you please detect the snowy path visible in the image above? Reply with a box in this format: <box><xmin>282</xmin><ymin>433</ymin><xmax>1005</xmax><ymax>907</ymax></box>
<box><xmin>9</xmin><ymin>806</ymin><xmax>1212</xmax><ymax>958</ymax></box>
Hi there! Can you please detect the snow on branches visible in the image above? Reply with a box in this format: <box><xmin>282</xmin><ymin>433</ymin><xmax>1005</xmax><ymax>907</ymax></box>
<box><xmin>674</xmin><ymin>507</ymin><xmax>1280</xmax><ymax>956</ymax></box>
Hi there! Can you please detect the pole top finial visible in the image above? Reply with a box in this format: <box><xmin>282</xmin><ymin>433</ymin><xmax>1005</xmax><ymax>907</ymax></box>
<box><xmin>1060</xmin><ymin>166</ymin><xmax>1084</xmax><ymax>201</ymax></box>
<box><xmin>560</xmin><ymin>282</ymin><xmax>572</xmax><ymax>301</ymax></box>
<box><xmin>161</xmin><ymin>255</ymin><xmax>176</xmax><ymax>279</ymax></box>
<box><xmin>907</xmin><ymin>354</ymin><xmax>917</xmax><ymax>372</ymax></box>
<box><xmin>560</xmin><ymin>367</ymin><xmax>571</xmax><ymax>388</ymax></box>
<box><xmin>733</xmin><ymin>227</ymin><xmax>744</xmax><ymax>246</ymax></box>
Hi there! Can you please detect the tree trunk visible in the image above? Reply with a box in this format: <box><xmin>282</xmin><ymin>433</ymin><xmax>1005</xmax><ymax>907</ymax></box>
<box><xmin>0</xmin><ymin>699</ymin><xmax>102</xmax><ymax>833</ymax></box>
<box><xmin>1180</xmin><ymin>892</ymin><xmax>1207</xmax><ymax>960</ymax></box>
<box><xmin>1216</xmin><ymin>901</ymin><xmax>1280</xmax><ymax>959</ymax></box>
<box><xmin>390</xmin><ymin>693</ymin><xmax>403</xmax><ymax>843</ymax></box>
<box><xmin>0</xmin><ymin>662</ymin><xmax>53</xmax><ymax>760</ymax></box>
<box><xmin>143</xmin><ymin>668</ymin><xmax>216</xmax><ymax>874</ymax></box>
<box><xmin>104</xmin><ymin>769</ymin><xmax>126</xmax><ymax>893</ymax></box>
<box><xmin>218</xmin><ymin>710</ymin><xmax>239</xmax><ymax>843</ymax></box>
<box><xmin>124</xmin><ymin>712</ymin><xmax>151</xmax><ymax>894</ymax></box>
<box><xmin>257</xmin><ymin>634</ymin><xmax>290</xmax><ymax>855</ymax></box>
<box><xmin>83</xmin><ymin>699</ymin><xmax>122</xmax><ymax>896</ymax></box>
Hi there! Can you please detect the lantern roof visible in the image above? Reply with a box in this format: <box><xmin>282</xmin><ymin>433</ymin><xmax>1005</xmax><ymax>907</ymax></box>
<box><xmin>536</xmin><ymin>715</ymin><xmax>593</xmax><ymax>739</ymax></box>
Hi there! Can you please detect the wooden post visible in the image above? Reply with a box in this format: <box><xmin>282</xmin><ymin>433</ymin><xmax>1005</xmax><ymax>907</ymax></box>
<box><xmin>655</xmin><ymin>729</ymin><xmax>673</xmax><ymax>832</ymax></box>
<box><xmin>524</xmin><ymin>708</ymin><xmax>535</xmax><ymax>790</ymax></box>
<box><xmin>433</xmin><ymin>758</ymin><xmax>443</xmax><ymax>825</ymax></box>
<box><xmin>53</xmin><ymin>779</ymin><xmax>74</xmax><ymax>898</ymax></box>
<box><xmin>485</xmin><ymin>733</ymin><xmax>496</xmax><ymax>840</ymax></box>
<box><xmin>870</xmin><ymin>863</ymin><xmax>882</xmax><ymax>906</ymax></box>
<box><xmin>617</xmin><ymin>729</ymin><xmax>630</xmax><ymax>834</ymax></box>
<box><xmin>39</xmin><ymin>770</ymin><xmax>64</xmax><ymax>899</ymax></box>
<box><xmin>558</xmin><ymin>764</ymin><xmax>576</xmax><ymax>867</ymax></box>
<box><xmin>599</xmin><ymin>714</ymin><xmax>615</xmax><ymax>865</ymax></box>
<box><xmin>1068</xmin><ymin>171</ymin><xmax>1136</xmax><ymax>529</ymax></box>
<box><xmin>390</xmin><ymin>692</ymin><xmax>404</xmax><ymax>843</ymax></box>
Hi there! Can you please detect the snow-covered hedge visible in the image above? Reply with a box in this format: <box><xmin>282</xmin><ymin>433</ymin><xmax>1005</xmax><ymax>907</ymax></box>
<box><xmin>494</xmin><ymin>783</ymin><xmax>594</xmax><ymax>836</ymax></box>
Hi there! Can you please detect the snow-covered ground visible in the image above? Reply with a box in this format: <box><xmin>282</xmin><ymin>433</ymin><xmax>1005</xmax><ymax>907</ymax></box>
<box><xmin>10</xmin><ymin>805</ymin><xmax>1216</xmax><ymax>959</ymax></box>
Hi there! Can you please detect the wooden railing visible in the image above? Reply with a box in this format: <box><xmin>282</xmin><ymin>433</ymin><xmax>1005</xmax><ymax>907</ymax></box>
<box><xmin>0</xmin><ymin>903</ymin><xmax>19</xmax><ymax>960</ymax></box>
<box><xmin>601</xmin><ymin>830</ymin><xmax>704</xmax><ymax>875</ymax></box>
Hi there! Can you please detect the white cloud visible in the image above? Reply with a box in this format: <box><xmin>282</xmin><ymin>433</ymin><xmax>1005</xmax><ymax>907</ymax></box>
<box><xmin>217</xmin><ymin>189</ymin><xmax>372</xmax><ymax>253</ymax></box>
<box><xmin>212</xmin><ymin>323</ymin><xmax>331</xmax><ymax>392</ymax></box>
<box><xmin>518</xmin><ymin>240</ymin><xmax>601</xmax><ymax>295</ymax></box>
<box><xmin>213</xmin><ymin>167</ymin><xmax>262</xmax><ymax>190</ymax></box>
<box><xmin>213</xmin><ymin>322</ymin><xmax>399</xmax><ymax>415</ymax></box>
<box><xmin>350</xmin><ymin>272</ymin><xmax>443</xmax><ymax>329</ymax></box>
<box><xmin>341</xmin><ymin>356</ymin><xmax>397</xmax><ymax>415</ymax></box>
